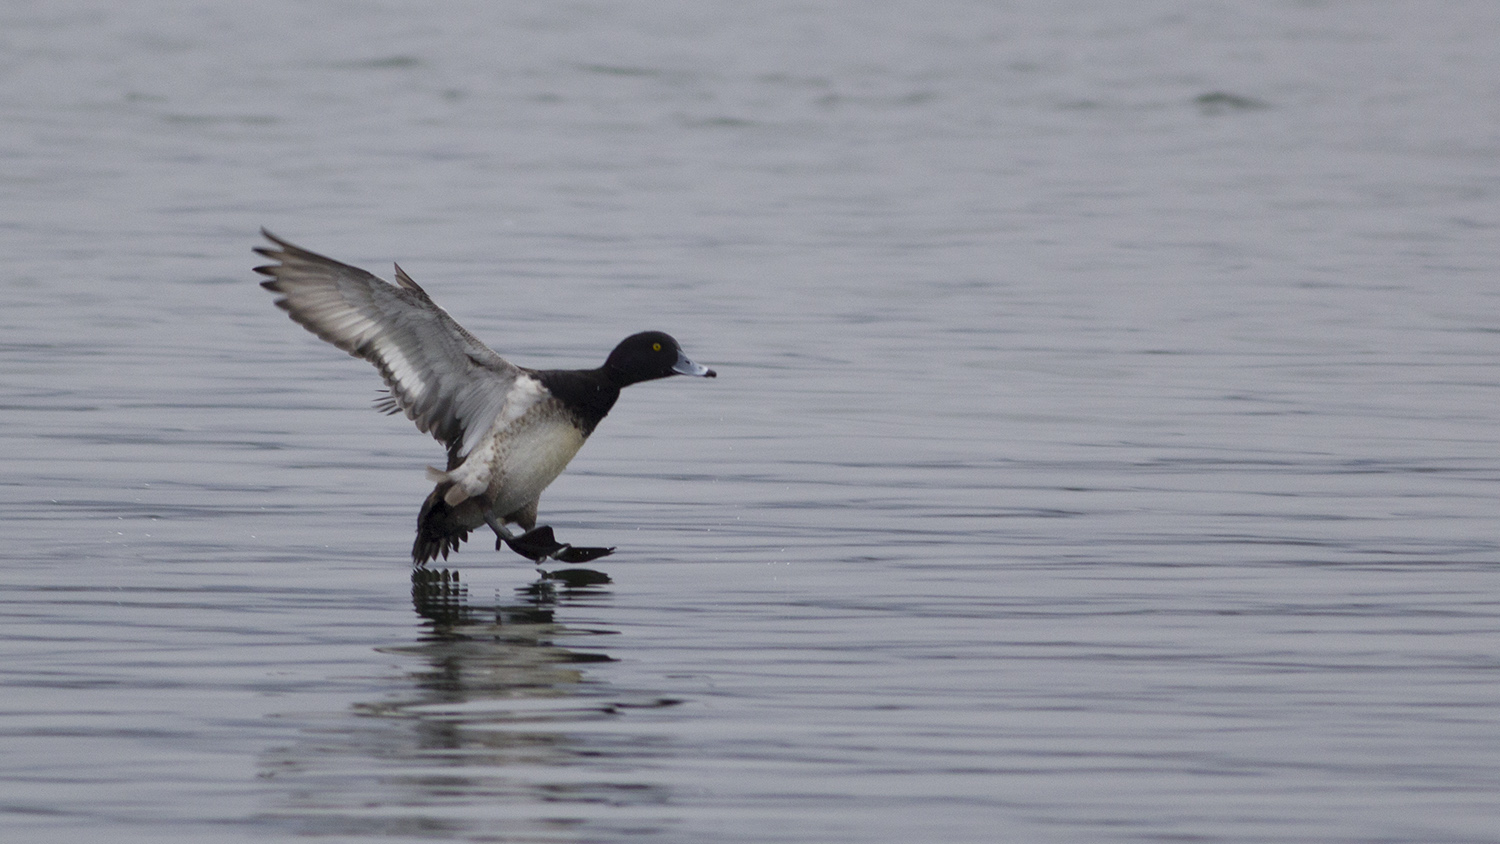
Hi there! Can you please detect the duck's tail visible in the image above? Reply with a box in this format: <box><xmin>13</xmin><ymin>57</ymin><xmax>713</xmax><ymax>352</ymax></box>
<box><xmin>413</xmin><ymin>477</ymin><xmax>479</xmax><ymax>564</ymax></box>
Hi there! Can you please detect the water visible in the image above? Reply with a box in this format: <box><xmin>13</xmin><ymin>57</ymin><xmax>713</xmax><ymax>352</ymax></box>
<box><xmin>3</xmin><ymin>1</ymin><xmax>1499</xmax><ymax>841</ymax></box>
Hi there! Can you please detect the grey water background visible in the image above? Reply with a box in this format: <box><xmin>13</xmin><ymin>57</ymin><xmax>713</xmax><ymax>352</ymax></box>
<box><xmin>3</xmin><ymin>1</ymin><xmax>1499</xmax><ymax>841</ymax></box>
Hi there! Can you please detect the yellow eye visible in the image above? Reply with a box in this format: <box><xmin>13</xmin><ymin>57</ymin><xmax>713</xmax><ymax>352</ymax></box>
<box><xmin>652</xmin><ymin>342</ymin><xmax>662</xmax><ymax>351</ymax></box>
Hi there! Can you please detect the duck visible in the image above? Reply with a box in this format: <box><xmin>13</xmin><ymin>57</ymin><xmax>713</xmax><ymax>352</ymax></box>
<box><xmin>254</xmin><ymin>229</ymin><xmax>715</xmax><ymax>565</ymax></box>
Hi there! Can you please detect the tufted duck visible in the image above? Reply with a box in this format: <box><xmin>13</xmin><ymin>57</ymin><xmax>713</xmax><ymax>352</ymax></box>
<box><xmin>255</xmin><ymin>230</ymin><xmax>714</xmax><ymax>565</ymax></box>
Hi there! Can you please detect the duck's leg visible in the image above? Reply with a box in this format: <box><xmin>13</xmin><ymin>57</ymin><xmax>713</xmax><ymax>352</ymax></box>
<box><xmin>484</xmin><ymin>513</ymin><xmax>516</xmax><ymax>547</ymax></box>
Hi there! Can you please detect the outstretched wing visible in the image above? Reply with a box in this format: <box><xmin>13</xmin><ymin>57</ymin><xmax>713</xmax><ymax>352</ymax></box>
<box><xmin>255</xmin><ymin>229</ymin><xmax>517</xmax><ymax>460</ymax></box>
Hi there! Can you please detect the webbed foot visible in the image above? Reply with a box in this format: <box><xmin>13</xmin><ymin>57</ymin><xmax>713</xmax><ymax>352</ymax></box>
<box><xmin>503</xmin><ymin>525</ymin><xmax>615</xmax><ymax>563</ymax></box>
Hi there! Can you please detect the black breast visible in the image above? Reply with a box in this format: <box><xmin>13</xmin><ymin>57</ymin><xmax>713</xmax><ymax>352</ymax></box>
<box><xmin>532</xmin><ymin>368</ymin><xmax>620</xmax><ymax>436</ymax></box>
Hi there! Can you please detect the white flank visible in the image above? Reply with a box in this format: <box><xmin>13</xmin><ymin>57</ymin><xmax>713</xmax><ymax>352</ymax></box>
<box><xmin>438</xmin><ymin>374</ymin><xmax>584</xmax><ymax>514</ymax></box>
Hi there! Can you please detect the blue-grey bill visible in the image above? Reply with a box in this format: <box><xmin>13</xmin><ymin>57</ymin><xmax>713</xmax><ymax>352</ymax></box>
<box><xmin>674</xmin><ymin>351</ymin><xmax>716</xmax><ymax>377</ymax></box>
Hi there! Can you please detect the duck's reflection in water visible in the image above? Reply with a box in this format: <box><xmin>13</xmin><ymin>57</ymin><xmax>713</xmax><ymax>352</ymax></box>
<box><xmin>393</xmin><ymin>566</ymin><xmax>618</xmax><ymax>718</ymax></box>
<box><xmin>258</xmin><ymin>568</ymin><xmax>677</xmax><ymax>840</ymax></box>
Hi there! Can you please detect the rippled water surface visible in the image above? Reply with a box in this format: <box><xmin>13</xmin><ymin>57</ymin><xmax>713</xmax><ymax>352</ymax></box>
<box><xmin>4</xmin><ymin>2</ymin><xmax>1500</xmax><ymax>842</ymax></box>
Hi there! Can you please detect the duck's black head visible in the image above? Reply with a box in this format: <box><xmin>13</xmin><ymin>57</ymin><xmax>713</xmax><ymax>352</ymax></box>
<box><xmin>604</xmin><ymin>331</ymin><xmax>716</xmax><ymax>387</ymax></box>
